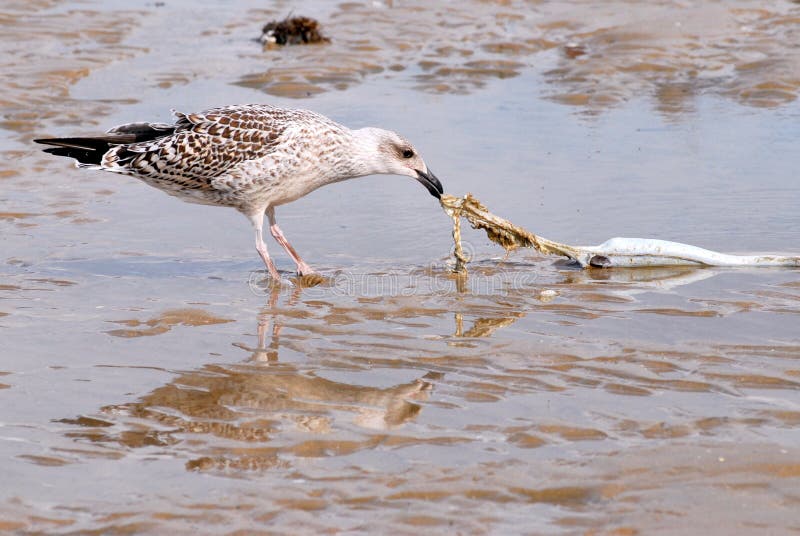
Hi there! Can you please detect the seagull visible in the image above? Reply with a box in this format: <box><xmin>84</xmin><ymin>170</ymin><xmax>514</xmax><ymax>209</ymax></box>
<box><xmin>35</xmin><ymin>104</ymin><xmax>443</xmax><ymax>280</ymax></box>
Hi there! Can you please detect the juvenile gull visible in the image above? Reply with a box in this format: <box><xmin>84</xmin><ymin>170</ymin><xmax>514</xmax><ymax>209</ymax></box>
<box><xmin>35</xmin><ymin>104</ymin><xmax>443</xmax><ymax>280</ymax></box>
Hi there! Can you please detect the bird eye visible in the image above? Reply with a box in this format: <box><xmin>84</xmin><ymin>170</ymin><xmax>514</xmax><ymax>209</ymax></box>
<box><xmin>402</xmin><ymin>149</ymin><xmax>414</xmax><ymax>159</ymax></box>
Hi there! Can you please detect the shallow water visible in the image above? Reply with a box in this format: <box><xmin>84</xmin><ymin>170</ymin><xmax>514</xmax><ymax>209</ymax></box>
<box><xmin>2</xmin><ymin>0</ymin><xmax>800</xmax><ymax>533</ymax></box>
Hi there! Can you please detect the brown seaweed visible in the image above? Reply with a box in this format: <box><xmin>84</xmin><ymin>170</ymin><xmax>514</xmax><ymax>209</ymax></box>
<box><xmin>440</xmin><ymin>193</ymin><xmax>581</xmax><ymax>272</ymax></box>
<box><xmin>260</xmin><ymin>16</ymin><xmax>330</xmax><ymax>46</ymax></box>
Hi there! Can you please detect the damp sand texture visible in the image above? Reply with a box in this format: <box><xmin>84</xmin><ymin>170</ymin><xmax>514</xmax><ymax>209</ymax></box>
<box><xmin>2</xmin><ymin>0</ymin><xmax>800</xmax><ymax>534</ymax></box>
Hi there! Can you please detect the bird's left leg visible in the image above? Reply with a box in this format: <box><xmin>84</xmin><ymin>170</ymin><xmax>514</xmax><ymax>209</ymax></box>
<box><xmin>248</xmin><ymin>210</ymin><xmax>281</xmax><ymax>281</ymax></box>
<box><xmin>266</xmin><ymin>207</ymin><xmax>316</xmax><ymax>276</ymax></box>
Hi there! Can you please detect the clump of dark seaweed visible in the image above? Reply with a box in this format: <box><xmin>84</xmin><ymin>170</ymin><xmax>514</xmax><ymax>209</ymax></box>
<box><xmin>259</xmin><ymin>16</ymin><xmax>330</xmax><ymax>46</ymax></box>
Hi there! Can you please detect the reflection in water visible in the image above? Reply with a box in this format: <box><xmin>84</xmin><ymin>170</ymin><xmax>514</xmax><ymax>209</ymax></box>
<box><xmin>58</xmin><ymin>267</ymin><xmax>586</xmax><ymax>477</ymax></box>
<box><xmin>560</xmin><ymin>264</ymin><xmax>720</xmax><ymax>291</ymax></box>
<box><xmin>454</xmin><ymin>312</ymin><xmax>524</xmax><ymax>339</ymax></box>
<box><xmin>9</xmin><ymin>262</ymin><xmax>799</xmax><ymax>532</ymax></box>
<box><xmin>451</xmin><ymin>265</ymin><xmax>735</xmax><ymax>342</ymax></box>
<box><xmin>67</xmin><ymin>293</ymin><xmax>435</xmax><ymax>473</ymax></box>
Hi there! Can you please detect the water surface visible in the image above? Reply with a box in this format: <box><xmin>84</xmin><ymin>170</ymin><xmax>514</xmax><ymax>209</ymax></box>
<box><xmin>1</xmin><ymin>0</ymin><xmax>800</xmax><ymax>533</ymax></box>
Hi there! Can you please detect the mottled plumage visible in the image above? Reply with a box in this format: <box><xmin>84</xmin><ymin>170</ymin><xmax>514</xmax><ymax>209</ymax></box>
<box><xmin>35</xmin><ymin>104</ymin><xmax>443</xmax><ymax>280</ymax></box>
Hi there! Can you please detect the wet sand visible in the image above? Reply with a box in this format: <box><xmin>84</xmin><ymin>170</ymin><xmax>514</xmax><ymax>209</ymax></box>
<box><xmin>1</xmin><ymin>0</ymin><xmax>800</xmax><ymax>533</ymax></box>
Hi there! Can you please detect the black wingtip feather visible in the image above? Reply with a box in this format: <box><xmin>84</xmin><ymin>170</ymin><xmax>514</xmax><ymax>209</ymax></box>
<box><xmin>35</xmin><ymin>125</ymin><xmax>177</xmax><ymax>167</ymax></box>
<box><xmin>35</xmin><ymin>136</ymin><xmax>124</xmax><ymax>166</ymax></box>
<box><xmin>34</xmin><ymin>136</ymin><xmax>126</xmax><ymax>151</ymax></box>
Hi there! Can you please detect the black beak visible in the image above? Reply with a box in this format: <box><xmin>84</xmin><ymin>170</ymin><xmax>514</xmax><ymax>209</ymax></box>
<box><xmin>415</xmin><ymin>168</ymin><xmax>444</xmax><ymax>199</ymax></box>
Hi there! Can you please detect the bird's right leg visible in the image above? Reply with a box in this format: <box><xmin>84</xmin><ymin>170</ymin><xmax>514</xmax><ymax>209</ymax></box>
<box><xmin>266</xmin><ymin>207</ymin><xmax>315</xmax><ymax>276</ymax></box>
<box><xmin>249</xmin><ymin>211</ymin><xmax>281</xmax><ymax>281</ymax></box>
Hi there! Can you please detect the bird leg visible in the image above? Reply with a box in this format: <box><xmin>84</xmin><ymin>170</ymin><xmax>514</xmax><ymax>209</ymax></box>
<box><xmin>266</xmin><ymin>207</ymin><xmax>315</xmax><ymax>276</ymax></box>
<box><xmin>249</xmin><ymin>211</ymin><xmax>281</xmax><ymax>281</ymax></box>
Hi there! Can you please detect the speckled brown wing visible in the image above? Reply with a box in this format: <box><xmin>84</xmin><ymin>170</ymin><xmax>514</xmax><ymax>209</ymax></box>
<box><xmin>101</xmin><ymin>104</ymin><xmax>304</xmax><ymax>189</ymax></box>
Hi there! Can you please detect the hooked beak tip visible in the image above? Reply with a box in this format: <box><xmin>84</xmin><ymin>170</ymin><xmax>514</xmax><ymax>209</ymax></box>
<box><xmin>416</xmin><ymin>168</ymin><xmax>444</xmax><ymax>199</ymax></box>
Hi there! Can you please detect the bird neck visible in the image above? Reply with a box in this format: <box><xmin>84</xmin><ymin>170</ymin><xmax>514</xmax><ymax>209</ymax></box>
<box><xmin>307</xmin><ymin>127</ymin><xmax>393</xmax><ymax>187</ymax></box>
<box><xmin>340</xmin><ymin>127</ymin><xmax>392</xmax><ymax>178</ymax></box>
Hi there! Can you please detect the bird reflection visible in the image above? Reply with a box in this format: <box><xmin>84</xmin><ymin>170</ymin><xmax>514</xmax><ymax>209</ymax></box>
<box><xmin>63</xmin><ymin>283</ymin><xmax>435</xmax><ymax>472</ymax></box>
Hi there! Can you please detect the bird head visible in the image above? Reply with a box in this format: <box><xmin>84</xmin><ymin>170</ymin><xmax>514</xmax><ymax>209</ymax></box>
<box><xmin>354</xmin><ymin>127</ymin><xmax>444</xmax><ymax>199</ymax></box>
